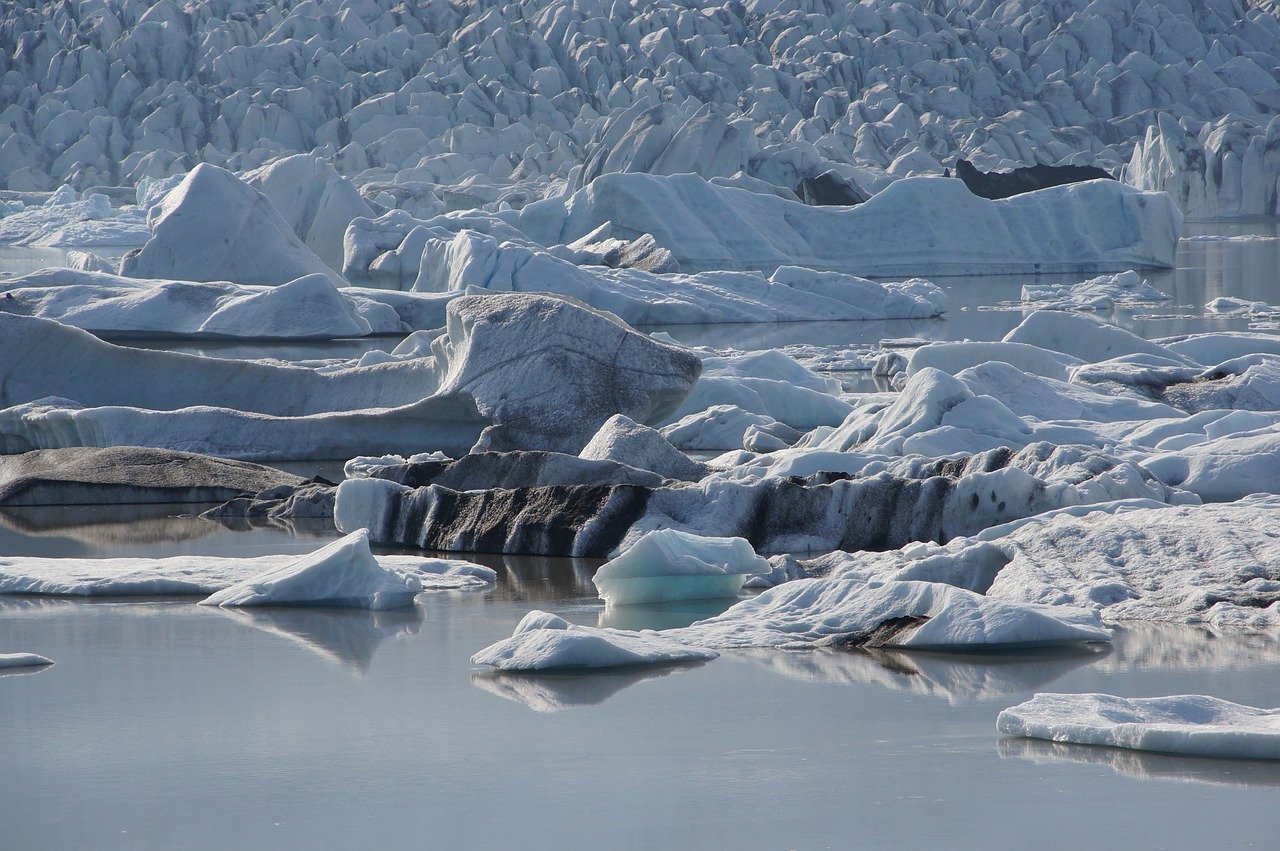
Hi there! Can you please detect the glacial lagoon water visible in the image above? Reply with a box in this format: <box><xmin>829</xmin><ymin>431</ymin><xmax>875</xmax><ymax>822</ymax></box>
<box><xmin>3</xmin><ymin>225</ymin><xmax>1280</xmax><ymax>847</ymax></box>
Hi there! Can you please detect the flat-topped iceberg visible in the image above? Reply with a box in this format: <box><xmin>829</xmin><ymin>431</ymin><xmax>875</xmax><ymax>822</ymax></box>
<box><xmin>998</xmin><ymin>693</ymin><xmax>1280</xmax><ymax>760</ymax></box>
<box><xmin>518</xmin><ymin>173</ymin><xmax>1180</xmax><ymax>274</ymax></box>
<box><xmin>593</xmin><ymin>529</ymin><xmax>770</xmax><ymax>605</ymax></box>
<box><xmin>471</xmin><ymin>610</ymin><xmax>717</xmax><ymax>671</ymax></box>
<box><xmin>200</xmin><ymin>529</ymin><xmax>424</xmax><ymax>610</ymax></box>
<box><xmin>403</xmin><ymin>227</ymin><xmax>947</xmax><ymax>325</ymax></box>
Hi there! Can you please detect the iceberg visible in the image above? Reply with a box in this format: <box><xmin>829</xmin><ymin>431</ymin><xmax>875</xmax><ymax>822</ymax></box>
<box><xmin>998</xmin><ymin>693</ymin><xmax>1280</xmax><ymax>760</ymax></box>
<box><xmin>0</xmin><ymin>270</ymin><xmax>399</xmax><ymax>340</ymax></box>
<box><xmin>471</xmin><ymin>610</ymin><xmax>717</xmax><ymax>671</ymax></box>
<box><xmin>200</xmin><ymin>529</ymin><xmax>424</xmax><ymax>610</ymax></box>
<box><xmin>520</xmin><ymin>173</ymin><xmax>1180</xmax><ymax>274</ymax></box>
<box><xmin>0</xmin><ymin>446</ymin><xmax>304</xmax><ymax>506</ymax></box>
<box><xmin>668</xmin><ymin>577</ymin><xmax>1111</xmax><ymax>650</ymax></box>
<box><xmin>120</xmin><ymin>164</ymin><xmax>344</xmax><ymax>287</ymax></box>
<box><xmin>592</xmin><ymin>529</ymin><xmax>770</xmax><ymax>605</ymax></box>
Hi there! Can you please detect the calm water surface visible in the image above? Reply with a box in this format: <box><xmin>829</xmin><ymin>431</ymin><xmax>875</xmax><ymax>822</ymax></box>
<box><xmin>2</xmin><ymin>226</ymin><xmax>1280</xmax><ymax>847</ymax></box>
<box><xmin>2</xmin><ymin>515</ymin><xmax>1280</xmax><ymax>849</ymax></box>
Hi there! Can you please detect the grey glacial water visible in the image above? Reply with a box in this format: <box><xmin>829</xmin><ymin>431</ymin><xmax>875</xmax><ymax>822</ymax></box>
<box><xmin>2</xmin><ymin>227</ymin><xmax>1280</xmax><ymax>848</ymax></box>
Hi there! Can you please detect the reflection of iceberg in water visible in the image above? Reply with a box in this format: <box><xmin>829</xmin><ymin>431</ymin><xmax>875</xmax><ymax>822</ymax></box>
<box><xmin>597</xmin><ymin>598</ymin><xmax>739</xmax><ymax>631</ymax></box>
<box><xmin>471</xmin><ymin>662</ymin><xmax>707</xmax><ymax>713</ymax></box>
<box><xmin>998</xmin><ymin>738</ymin><xmax>1280</xmax><ymax>787</ymax></box>
<box><xmin>0</xmin><ymin>504</ymin><xmax>221</xmax><ymax>549</ymax></box>
<box><xmin>1100</xmin><ymin>624</ymin><xmax>1280</xmax><ymax>673</ymax></box>
<box><xmin>488</xmin><ymin>554</ymin><xmax>600</xmax><ymax>601</ymax></box>
<box><xmin>213</xmin><ymin>606</ymin><xmax>424</xmax><ymax>669</ymax></box>
<box><xmin>741</xmin><ymin>644</ymin><xmax>1110</xmax><ymax>705</ymax></box>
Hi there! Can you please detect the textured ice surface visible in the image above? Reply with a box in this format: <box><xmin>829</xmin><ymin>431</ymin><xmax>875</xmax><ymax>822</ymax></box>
<box><xmin>1020</xmin><ymin>271</ymin><xmax>1170</xmax><ymax>311</ymax></box>
<box><xmin>668</xmin><ymin>578</ymin><xmax>1111</xmax><ymax>650</ymax></box>
<box><xmin>471</xmin><ymin>610</ymin><xmax>717</xmax><ymax>671</ymax></box>
<box><xmin>200</xmin><ymin>529</ymin><xmax>424</xmax><ymax>610</ymax></box>
<box><xmin>593</xmin><ymin>529</ymin><xmax>770</xmax><ymax>605</ymax></box>
<box><xmin>998</xmin><ymin>693</ymin><xmax>1280</xmax><ymax>760</ymax></box>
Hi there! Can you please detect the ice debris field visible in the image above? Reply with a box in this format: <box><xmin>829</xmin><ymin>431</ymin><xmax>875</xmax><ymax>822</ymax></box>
<box><xmin>4</xmin><ymin>0</ymin><xmax>1280</xmax><ymax>785</ymax></box>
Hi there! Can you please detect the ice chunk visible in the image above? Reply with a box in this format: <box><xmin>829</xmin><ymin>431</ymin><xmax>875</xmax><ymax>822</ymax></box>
<box><xmin>998</xmin><ymin>693</ymin><xmax>1280</xmax><ymax>760</ymax></box>
<box><xmin>199</xmin><ymin>529</ymin><xmax>423</xmax><ymax>610</ymax></box>
<box><xmin>593</xmin><ymin>529</ymin><xmax>770</xmax><ymax>605</ymax></box>
<box><xmin>471</xmin><ymin>610</ymin><xmax>718</xmax><ymax>671</ymax></box>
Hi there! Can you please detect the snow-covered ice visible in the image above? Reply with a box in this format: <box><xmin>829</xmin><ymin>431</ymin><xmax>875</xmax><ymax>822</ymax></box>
<box><xmin>998</xmin><ymin>693</ymin><xmax>1280</xmax><ymax>760</ymax></box>
<box><xmin>592</xmin><ymin>529</ymin><xmax>770</xmax><ymax>605</ymax></box>
<box><xmin>471</xmin><ymin>610</ymin><xmax>717</xmax><ymax>671</ymax></box>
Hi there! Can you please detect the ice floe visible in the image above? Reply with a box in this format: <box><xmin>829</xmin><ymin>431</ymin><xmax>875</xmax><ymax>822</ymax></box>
<box><xmin>998</xmin><ymin>693</ymin><xmax>1280</xmax><ymax>760</ymax></box>
<box><xmin>471</xmin><ymin>610</ymin><xmax>717</xmax><ymax>671</ymax></box>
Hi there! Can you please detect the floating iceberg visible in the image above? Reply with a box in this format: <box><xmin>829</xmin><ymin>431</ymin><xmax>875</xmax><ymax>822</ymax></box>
<box><xmin>667</xmin><ymin>578</ymin><xmax>1111</xmax><ymax>650</ymax></box>
<box><xmin>200</xmin><ymin>529</ymin><xmax>424</xmax><ymax>610</ymax></box>
<box><xmin>471</xmin><ymin>610</ymin><xmax>717</xmax><ymax>671</ymax></box>
<box><xmin>998</xmin><ymin>693</ymin><xmax>1280</xmax><ymax>760</ymax></box>
<box><xmin>592</xmin><ymin>529</ymin><xmax>770</xmax><ymax>605</ymax></box>
<box><xmin>337</xmin><ymin>442</ymin><xmax>1180</xmax><ymax>558</ymax></box>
